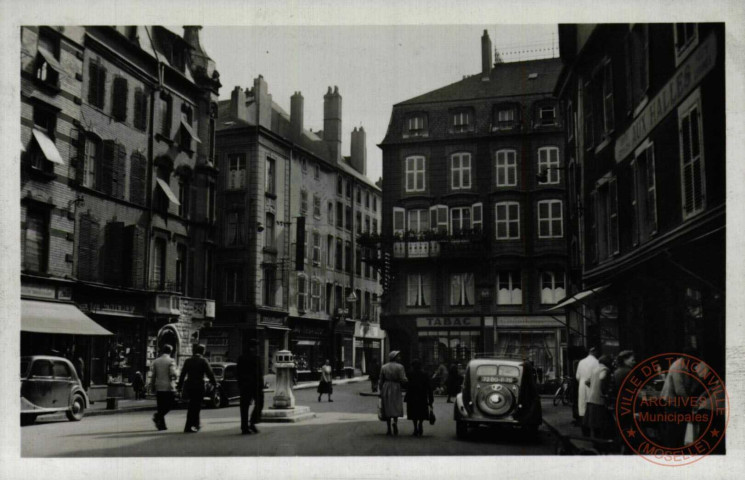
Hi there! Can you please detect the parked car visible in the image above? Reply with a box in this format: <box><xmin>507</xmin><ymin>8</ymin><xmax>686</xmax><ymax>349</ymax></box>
<box><xmin>453</xmin><ymin>357</ymin><xmax>542</xmax><ymax>439</ymax></box>
<box><xmin>203</xmin><ymin>362</ymin><xmax>240</xmax><ymax>408</ymax></box>
<box><xmin>21</xmin><ymin>355</ymin><xmax>89</xmax><ymax>425</ymax></box>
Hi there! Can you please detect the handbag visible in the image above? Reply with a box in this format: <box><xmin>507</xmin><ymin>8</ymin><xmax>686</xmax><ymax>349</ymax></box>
<box><xmin>428</xmin><ymin>406</ymin><xmax>436</xmax><ymax>425</ymax></box>
<box><xmin>377</xmin><ymin>397</ymin><xmax>386</xmax><ymax>421</ymax></box>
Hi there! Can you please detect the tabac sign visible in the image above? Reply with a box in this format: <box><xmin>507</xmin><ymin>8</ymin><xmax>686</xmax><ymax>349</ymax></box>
<box><xmin>615</xmin><ymin>33</ymin><xmax>717</xmax><ymax>162</ymax></box>
<box><xmin>416</xmin><ymin>317</ymin><xmax>480</xmax><ymax>328</ymax></box>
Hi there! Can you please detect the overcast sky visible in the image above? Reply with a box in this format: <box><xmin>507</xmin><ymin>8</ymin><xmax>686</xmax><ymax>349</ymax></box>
<box><xmin>201</xmin><ymin>25</ymin><xmax>557</xmax><ymax>182</ymax></box>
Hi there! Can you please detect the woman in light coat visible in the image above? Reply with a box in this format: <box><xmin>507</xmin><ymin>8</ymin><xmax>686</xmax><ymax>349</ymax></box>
<box><xmin>379</xmin><ymin>351</ymin><xmax>408</xmax><ymax>436</ymax></box>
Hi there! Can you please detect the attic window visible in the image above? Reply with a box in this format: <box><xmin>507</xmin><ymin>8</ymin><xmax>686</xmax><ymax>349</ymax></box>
<box><xmin>403</xmin><ymin>114</ymin><xmax>428</xmax><ymax>138</ymax></box>
<box><xmin>528</xmin><ymin>73</ymin><xmax>538</xmax><ymax>80</ymax></box>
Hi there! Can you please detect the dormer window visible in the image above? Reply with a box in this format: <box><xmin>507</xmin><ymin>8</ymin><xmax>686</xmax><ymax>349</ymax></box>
<box><xmin>451</xmin><ymin>110</ymin><xmax>473</xmax><ymax>133</ymax></box>
<box><xmin>404</xmin><ymin>113</ymin><xmax>428</xmax><ymax>138</ymax></box>
<box><xmin>493</xmin><ymin>104</ymin><xmax>519</xmax><ymax>130</ymax></box>
<box><xmin>537</xmin><ymin>104</ymin><xmax>557</xmax><ymax>126</ymax></box>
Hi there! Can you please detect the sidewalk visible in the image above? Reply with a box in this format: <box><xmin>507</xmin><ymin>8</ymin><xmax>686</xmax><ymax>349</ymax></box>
<box><xmin>85</xmin><ymin>375</ymin><xmax>370</xmax><ymax>417</ymax></box>
<box><xmin>540</xmin><ymin>399</ymin><xmax>617</xmax><ymax>454</ymax></box>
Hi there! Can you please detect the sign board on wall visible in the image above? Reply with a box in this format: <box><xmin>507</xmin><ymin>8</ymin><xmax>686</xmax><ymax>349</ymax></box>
<box><xmin>416</xmin><ymin>317</ymin><xmax>480</xmax><ymax>328</ymax></box>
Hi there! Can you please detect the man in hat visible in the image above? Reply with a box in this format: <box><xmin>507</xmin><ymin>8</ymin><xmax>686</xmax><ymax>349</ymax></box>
<box><xmin>177</xmin><ymin>344</ymin><xmax>217</xmax><ymax>433</ymax></box>
<box><xmin>237</xmin><ymin>339</ymin><xmax>264</xmax><ymax>434</ymax></box>
<box><xmin>149</xmin><ymin>344</ymin><xmax>177</xmax><ymax>430</ymax></box>
<box><xmin>576</xmin><ymin>346</ymin><xmax>600</xmax><ymax>436</ymax></box>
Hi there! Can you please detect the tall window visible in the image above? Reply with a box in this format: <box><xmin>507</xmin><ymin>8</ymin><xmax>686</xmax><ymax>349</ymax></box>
<box><xmin>373</xmin><ymin>196</ymin><xmax>378</xmax><ymax>212</ymax></box>
<box><xmin>602</xmin><ymin>60</ymin><xmax>615</xmax><ymax>134</ymax></box>
<box><xmin>538</xmin><ymin>146</ymin><xmax>560</xmax><ymax>184</ymax></box>
<box><xmin>313</xmin><ymin>195</ymin><xmax>321</xmax><ymax>218</ymax></box>
<box><xmin>674</xmin><ymin>23</ymin><xmax>698</xmax><ymax>65</ymax></box>
<box><xmin>112</xmin><ymin>77</ymin><xmax>128</xmax><ymax>122</ymax></box>
<box><xmin>153</xmin><ymin>238</ymin><xmax>166</xmax><ymax>289</ymax></box>
<box><xmin>265</xmin><ymin>157</ymin><xmax>276</xmax><ymax>194</ymax></box>
<box><xmin>264</xmin><ymin>213</ymin><xmax>275</xmax><ymax>249</ymax></box>
<box><xmin>407</xmin><ymin>209</ymin><xmax>429</xmax><ymax>233</ymax></box>
<box><xmin>227</xmin><ymin>153</ymin><xmax>246</xmax><ymax>189</ymax></box>
<box><xmin>336</xmin><ymin>201</ymin><xmax>344</xmax><ymax>229</ymax></box>
<box><xmin>337</xmin><ymin>176</ymin><xmax>343</xmax><ymax>195</ymax></box>
<box><xmin>407</xmin><ymin>274</ymin><xmax>430</xmax><ymax>307</ymax></box>
<box><xmin>372</xmin><ymin>218</ymin><xmax>378</xmax><ymax>234</ymax></box>
<box><xmin>346</xmin><ymin>181</ymin><xmax>352</xmax><ymax>199</ymax></box>
<box><xmin>83</xmin><ymin>135</ymin><xmax>101</xmax><ymax>188</ymax></box>
<box><xmin>88</xmin><ymin>61</ymin><xmax>106</xmax><ymax>109</ymax></box>
<box><xmin>541</xmin><ymin>271</ymin><xmax>566</xmax><ymax>304</ymax></box>
<box><xmin>405</xmin><ymin>156</ymin><xmax>426</xmax><ymax>192</ymax></box>
<box><xmin>365</xmin><ymin>191</ymin><xmax>370</xmax><ymax>209</ymax></box>
<box><xmin>594</xmin><ymin>177</ymin><xmax>619</xmax><ymax>259</ymax></box>
<box><xmin>327</xmin><ymin>202</ymin><xmax>334</xmax><ymax>226</ymax></box>
<box><xmin>225</xmin><ymin>267</ymin><xmax>243</xmax><ymax>303</ymax></box>
<box><xmin>263</xmin><ymin>267</ymin><xmax>276</xmax><ymax>307</ymax></box>
<box><xmin>335</xmin><ymin>238</ymin><xmax>343</xmax><ymax>270</ymax></box>
<box><xmin>632</xmin><ymin>141</ymin><xmax>658</xmax><ymax>244</ymax></box>
<box><xmin>312</xmin><ymin>232</ymin><xmax>321</xmax><ymax>265</ymax></box>
<box><xmin>345</xmin><ymin>241</ymin><xmax>352</xmax><ymax>273</ymax></box>
<box><xmin>226</xmin><ymin>211</ymin><xmax>244</xmax><ymax>246</ymax></box>
<box><xmin>159</xmin><ymin>94</ymin><xmax>172</xmax><ymax>137</ymax></box>
<box><xmin>314</xmin><ymin>163</ymin><xmax>320</xmax><ymax>180</ymax></box>
<box><xmin>364</xmin><ymin>216</ymin><xmax>370</xmax><ymax>233</ymax></box>
<box><xmin>495</xmin><ymin>202</ymin><xmax>520</xmax><ymax>239</ymax></box>
<box><xmin>297</xmin><ymin>275</ymin><xmax>307</xmax><ymax>311</ymax></box>
<box><xmin>24</xmin><ymin>209</ymin><xmax>48</xmax><ymax>272</ymax></box>
<box><xmin>356</xmin><ymin>212</ymin><xmax>362</xmax><ymax>234</ymax></box>
<box><xmin>345</xmin><ymin>205</ymin><xmax>352</xmax><ymax>231</ymax></box>
<box><xmin>497</xmin><ymin>271</ymin><xmax>522</xmax><ymax>305</ymax></box>
<box><xmin>537</xmin><ymin>200</ymin><xmax>563</xmax><ymax>238</ymax></box>
<box><xmin>356</xmin><ymin>187</ymin><xmax>362</xmax><ymax>204</ymax></box>
<box><xmin>538</xmin><ymin>105</ymin><xmax>557</xmax><ymax>125</ymax></box>
<box><xmin>451</xmin><ymin>153</ymin><xmax>472</xmax><ymax>190</ymax></box>
<box><xmin>450</xmin><ymin>273</ymin><xmax>474</xmax><ymax>307</ymax></box>
<box><xmin>176</xmin><ymin>244</ymin><xmax>187</xmax><ymax>293</ymax></box>
<box><xmin>300</xmin><ymin>190</ymin><xmax>308</xmax><ymax>214</ymax></box>
<box><xmin>450</xmin><ymin>207</ymin><xmax>471</xmax><ymax>235</ymax></box>
<box><xmin>327</xmin><ymin>235</ymin><xmax>334</xmax><ymax>268</ymax></box>
<box><xmin>311</xmin><ymin>278</ymin><xmax>322</xmax><ymax>312</ymax></box>
<box><xmin>583</xmin><ymin>80</ymin><xmax>594</xmax><ymax>150</ymax></box>
<box><xmin>679</xmin><ymin>92</ymin><xmax>706</xmax><ymax>219</ymax></box>
<box><xmin>35</xmin><ymin>31</ymin><xmax>60</xmax><ymax>87</ymax></box>
<box><xmin>178</xmin><ymin>178</ymin><xmax>190</xmax><ymax>218</ymax></box>
<box><xmin>133</xmin><ymin>88</ymin><xmax>147</xmax><ymax>131</ymax></box>
<box><xmin>355</xmin><ymin>246</ymin><xmax>362</xmax><ymax>275</ymax></box>
<box><xmin>496</xmin><ymin>149</ymin><xmax>517</xmax><ymax>186</ymax></box>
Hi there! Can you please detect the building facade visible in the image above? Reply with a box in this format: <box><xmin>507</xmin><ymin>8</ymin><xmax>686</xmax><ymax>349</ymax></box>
<box><xmin>213</xmin><ymin>79</ymin><xmax>383</xmax><ymax>377</ymax></box>
<box><xmin>378</xmin><ymin>31</ymin><xmax>572</xmax><ymax>381</ymax></box>
<box><xmin>555</xmin><ymin>24</ymin><xmax>725</xmax><ymax>373</ymax></box>
<box><xmin>20</xmin><ymin>26</ymin><xmax>220</xmax><ymax>401</ymax></box>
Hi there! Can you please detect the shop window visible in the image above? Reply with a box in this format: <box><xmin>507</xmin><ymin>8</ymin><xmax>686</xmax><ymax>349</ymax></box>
<box><xmin>496</xmin><ymin>149</ymin><xmax>517</xmax><ymax>187</ymax></box>
<box><xmin>451</xmin><ymin>153</ymin><xmax>472</xmax><ymax>190</ymax></box>
<box><xmin>537</xmin><ymin>200</ymin><xmax>563</xmax><ymax>238</ymax></box>
<box><xmin>541</xmin><ymin>271</ymin><xmax>566</xmax><ymax>304</ymax></box>
<box><xmin>678</xmin><ymin>91</ymin><xmax>706</xmax><ymax>220</ymax></box>
<box><xmin>537</xmin><ymin>146</ymin><xmax>560</xmax><ymax>184</ymax></box>
<box><xmin>450</xmin><ymin>273</ymin><xmax>474</xmax><ymax>307</ymax></box>
<box><xmin>407</xmin><ymin>273</ymin><xmax>430</xmax><ymax>307</ymax></box>
<box><xmin>405</xmin><ymin>156</ymin><xmax>426</xmax><ymax>192</ymax></box>
<box><xmin>497</xmin><ymin>271</ymin><xmax>522</xmax><ymax>305</ymax></box>
<box><xmin>227</xmin><ymin>153</ymin><xmax>246</xmax><ymax>190</ymax></box>
<box><xmin>495</xmin><ymin>201</ymin><xmax>520</xmax><ymax>239</ymax></box>
<box><xmin>23</xmin><ymin>208</ymin><xmax>48</xmax><ymax>273</ymax></box>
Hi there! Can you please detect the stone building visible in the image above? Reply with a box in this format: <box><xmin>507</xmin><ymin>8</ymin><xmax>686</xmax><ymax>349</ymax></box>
<box><xmin>378</xmin><ymin>31</ymin><xmax>572</xmax><ymax>381</ymax></box>
<box><xmin>554</xmin><ymin>24</ymin><xmax>725</xmax><ymax>372</ymax></box>
<box><xmin>212</xmin><ymin>79</ymin><xmax>384</xmax><ymax>377</ymax></box>
<box><xmin>20</xmin><ymin>26</ymin><xmax>220</xmax><ymax>401</ymax></box>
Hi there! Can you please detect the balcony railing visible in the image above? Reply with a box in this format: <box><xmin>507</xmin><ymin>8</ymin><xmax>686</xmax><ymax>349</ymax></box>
<box><xmin>149</xmin><ymin>280</ymin><xmax>184</xmax><ymax>293</ymax></box>
<box><xmin>391</xmin><ymin>229</ymin><xmax>487</xmax><ymax>259</ymax></box>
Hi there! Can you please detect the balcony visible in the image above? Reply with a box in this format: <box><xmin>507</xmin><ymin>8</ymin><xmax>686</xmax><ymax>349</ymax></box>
<box><xmin>149</xmin><ymin>280</ymin><xmax>184</xmax><ymax>294</ymax></box>
<box><xmin>393</xmin><ymin>230</ymin><xmax>487</xmax><ymax>259</ymax></box>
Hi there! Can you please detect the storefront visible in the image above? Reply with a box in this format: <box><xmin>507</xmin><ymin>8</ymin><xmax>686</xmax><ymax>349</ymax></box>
<box><xmin>353</xmin><ymin>320</ymin><xmax>386</xmax><ymax>375</ymax></box>
<box><xmin>495</xmin><ymin>315</ymin><xmax>565</xmax><ymax>384</ymax></box>
<box><xmin>258</xmin><ymin>313</ymin><xmax>289</xmax><ymax>374</ymax></box>
<box><xmin>414</xmin><ymin>316</ymin><xmax>494</xmax><ymax>374</ymax></box>
<box><xmin>289</xmin><ymin>319</ymin><xmax>329</xmax><ymax>379</ymax></box>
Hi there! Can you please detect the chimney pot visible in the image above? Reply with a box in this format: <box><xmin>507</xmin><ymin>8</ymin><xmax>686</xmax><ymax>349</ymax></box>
<box><xmin>481</xmin><ymin>30</ymin><xmax>493</xmax><ymax>80</ymax></box>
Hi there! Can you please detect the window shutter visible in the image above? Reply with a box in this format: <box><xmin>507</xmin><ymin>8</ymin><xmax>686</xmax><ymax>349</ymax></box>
<box><xmin>75</xmin><ymin>131</ymin><xmax>86</xmax><ymax>184</ymax></box>
<box><xmin>101</xmin><ymin>140</ymin><xmax>117</xmax><ymax>196</ymax></box>
<box><xmin>112</xmin><ymin>77</ymin><xmax>128</xmax><ymax>122</ymax></box>
<box><xmin>133</xmin><ymin>89</ymin><xmax>144</xmax><ymax>130</ymax></box>
<box><xmin>123</xmin><ymin>224</ymin><xmax>146</xmax><ymax>288</ymax></box>
<box><xmin>393</xmin><ymin>207</ymin><xmax>405</xmax><ymax>235</ymax></box>
<box><xmin>115</xmin><ymin>143</ymin><xmax>127</xmax><ymax>199</ymax></box>
<box><xmin>472</xmin><ymin>202</ymin><xmax>483</xmax><ymax>232</ymax></box>
<box><xmin>88</xmin><ymin>62</ymin><xmax>99</xmax><ymax>106</ymax></box>
<box><xmin>609</xmin><ymin>178</ymin><xmax>619</xmax><ymax>254</ymax></box>
<box><xmin>436</xmin><ymin>205</ymin><xmax>449</xmax><ymax>234</ymax></box>
<box><xmin>103</xmin><ymin>221</ymin><xmax>125</xmax><ymax>285</ymax></box>
<box><xmin>589</xmin><ymin>191</ymin><xmax>598</xmax><ymax>262</ymax></box>
<box><xmin>129</xmin><ymin>152</ymin><xmax>146</xmax><ymax>206</ymax></box>
<box><xmin>97</xmin><ymin>66</ymin><xmax>107</xmax><ymax>109</ymax></box>
<box><xmin>78</xmin><ymin>213</ymin><xmax>100</xmax><ymax>281</ymax></box>
<box><xmin>646</xmin><ymin>145</ymin><xmax>658</xmax><ymax>233</ymax></box>
<box><xmin>624</xmin><ymin>35</ymin><xmax>634</xmax><ymax>113</ymax></box>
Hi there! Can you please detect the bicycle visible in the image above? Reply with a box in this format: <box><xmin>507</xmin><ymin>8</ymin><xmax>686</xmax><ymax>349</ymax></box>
<box><xmin>552</xmin><ymin>376</ymin><xmax>571</xmax><ymax>406</ymax></box>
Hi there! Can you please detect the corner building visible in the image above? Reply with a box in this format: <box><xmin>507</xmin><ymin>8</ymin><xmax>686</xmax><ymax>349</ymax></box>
<box><xmin>555</xmin><ymin>24</ymin><xmax>725</xmax><ymax>373</ymax></box>
<box><xmin>213</xmin><ymin>79</ymin><xmax>383</xmax><ymax>377</ymax></box>
<box><xmin>379</xmin><ymin>31</ymin><xmax>571</xmax><ymax>381</ymax></box>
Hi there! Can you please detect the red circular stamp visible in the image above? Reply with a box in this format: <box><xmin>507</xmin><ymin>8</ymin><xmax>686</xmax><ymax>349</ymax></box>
<box><xmin>615</xmin><ymin>353</ymin><xmax>728</xmax><ymax>467</ymax></box>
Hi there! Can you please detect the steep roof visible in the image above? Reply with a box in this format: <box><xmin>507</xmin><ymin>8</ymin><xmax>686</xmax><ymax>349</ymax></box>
<box><xmin>397</xmin><ymin>57</ymin><xmax>563</xmax><ymax>106</ymax></box>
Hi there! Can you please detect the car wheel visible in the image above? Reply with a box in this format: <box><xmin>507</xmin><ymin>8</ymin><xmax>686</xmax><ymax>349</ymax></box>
<box><xmin>66</xmin><ymin>394</ymin><xmax>85</xmax><ymax>421</ymax></box>
<box><xmin>21</xmin><ymin>414</ymin><xmax>37</xmax><ymax>426</ymax></box>
<box><xmin>456</xmin><ymin>420</ymin><xmax>468</xmax><ymax>440</ymax></box>
<box><xmin>209</xmin><ymin>389</ymin><xmax>223</xmax><ymax>409</ymax></box>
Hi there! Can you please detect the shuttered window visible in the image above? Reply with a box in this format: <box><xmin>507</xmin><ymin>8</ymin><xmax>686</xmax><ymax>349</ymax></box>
<box><xmin>88</xmin><ymin>61</ymin><xmax>106</xmax><ymax>109</ymax></box>
<box><xmin>78</xmin><ymin>213</ymin><xmax>100</xmax><ymax>281</ymax></box>
<box><xmin>24</xmin><ymin>209</ymin><xmax>48</xmax><ymax>273</ymax></box>
<box><xmin>112</xmin><ymin>77</ymin><xmax>128</xmax><ymax>122</ymax></box>
<box><xmin>133</xmin><ymin>88</ymin><xmax>147</xmax><ymax>131</ymax></box>
<box><xmin>129</xmin><ymin>151</ymin><xmax>146</xmax><ymax>205</ymax></box>
<box><xmin>100</xmin><ymin>141</ymin><xmax>126</xmax><ymax>199</ymax></box>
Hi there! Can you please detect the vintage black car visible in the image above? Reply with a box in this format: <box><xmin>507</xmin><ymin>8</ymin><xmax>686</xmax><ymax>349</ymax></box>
<box><xmin>203</xmin><ymin>362</ymin><xmax>240</xmax><ymax>408</ymax></box>
<box><xmin>21</xmin><ymin>355</ymin><xmax>89</xmax><ymax>425</ymax></box>
<box><xmin>453</xmin><ymin>357</ymin><xmax>542</xmax><ymax>439</ymax></box>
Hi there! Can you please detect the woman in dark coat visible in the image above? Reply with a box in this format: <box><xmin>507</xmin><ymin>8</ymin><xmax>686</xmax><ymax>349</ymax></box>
<box><xmin>446</xmin><ymin>364</ymin><xmax>460</xmax><ymax>403</ymax></box>
<box><xmin>405</xmin><ymin>359</ymin><xmax>433</xmax><ymax>436</ymax></box>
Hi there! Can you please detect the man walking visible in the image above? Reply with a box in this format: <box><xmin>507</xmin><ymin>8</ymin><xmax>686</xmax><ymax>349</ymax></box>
<box><xmin>149</xmin><ymin>344</ymin><xmax>177</xmax><ymax>430</ymax></box>
<box><xmin>236</xmin><ymin>339</ymin><xmax>264</xmax><ymax>434</ymax></box>
<box><xmin>576</xmin><ymin>346</ymin><xmax>599</xmax><ymax>436</ymax></box>
<box><xmin>177</xmin><ymin>344</ymin><xmax>217</xmax><ymax>433</ymax></box>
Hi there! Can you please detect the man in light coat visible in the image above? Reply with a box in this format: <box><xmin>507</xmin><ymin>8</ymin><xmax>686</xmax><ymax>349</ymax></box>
<box><xmin>575</xmin><ymin>347</ymin><xmax>599</xmax><ymax>436</ymax></box>
<box><xmin>149</xmin><ymin>344</ymin><xmax>177</xmax><ymax>431</ymax></box>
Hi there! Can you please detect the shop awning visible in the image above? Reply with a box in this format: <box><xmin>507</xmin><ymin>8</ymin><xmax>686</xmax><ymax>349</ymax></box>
<box><xmin>156</xmin><ymin>177</ymin><xmax>181</xmax><ymax>206</ymax></box>
<box><xmin>264</xmin><ymin>325</ymin><xmax>291</xmax><ymax>331</ymax></box>
<box><xmin>545</xmin><ymin>285</ymin><xmax>610</xmax><ymax>312</ymax></box>
<box><xmin>296</xmin><ymin>340</ymin><xmax>319</xmax><ymax>346</ymax></box>
<box><xmin>22</xmin><ymin>300</ymin><xmax>113</xmax><ymax>335</ymax></box>
<box><xmin>32</xmin><ymin>129</ymin><xmax>64</xmax><ymax>165</ymax></box>
<box><xmin>180</xmin><ymin>118</ymin><xmax>201</xmax><ymax>143</ymax></box>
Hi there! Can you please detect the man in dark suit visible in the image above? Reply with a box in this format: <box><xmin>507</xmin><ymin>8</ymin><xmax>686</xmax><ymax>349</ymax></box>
<box><xmin>237</xmin><ymin>339</ymin><xmax>264</xmax><ymax>434</ymax></box>
<box><xmin>177</xmin><ymin>344</ymin><xmax>217</xmax><ymax>433</ymax></box>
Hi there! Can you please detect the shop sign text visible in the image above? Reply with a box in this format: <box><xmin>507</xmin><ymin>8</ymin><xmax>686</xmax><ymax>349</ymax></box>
<box><xmin>416</xmin><ymin>317</ymin><xmax>479</xmax><ymax>328</ymax></box>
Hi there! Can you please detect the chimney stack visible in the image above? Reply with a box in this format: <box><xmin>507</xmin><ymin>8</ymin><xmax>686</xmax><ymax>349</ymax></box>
<box><xmin>290</xmin><ymin>91</ymin><xmax>304</xmax><ymax>140</ymax></box>
<box><xmin>350</xmin><ymin>126</ymin><xmax>367</xmax><ymax>175</ymax></box>
<box><xmin>481</xmin><ymin>29</ymin><xmax>492</xmax><ymax>81</ymax></box>
<box><xmin>323</xmin><ymin>86</ymin><xmax>342</xmax><ymax>162</ymax></box>
<box><xmin>254</xmin><ymin>75</ymin><xmax>272</xmax><ymax>129</ymax></box>
<box><xmin>230</xmin><ymin>85</ymin><xmax>246</xmax><ymax>121</ymax></box>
